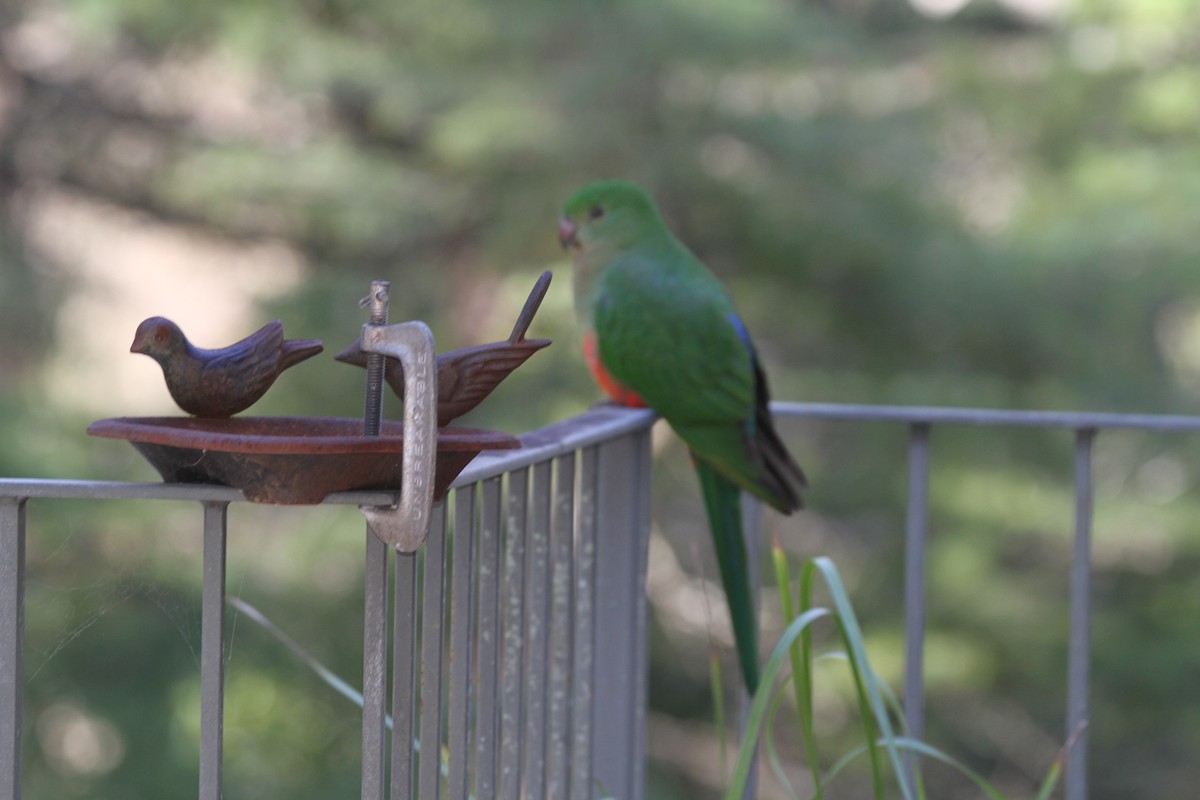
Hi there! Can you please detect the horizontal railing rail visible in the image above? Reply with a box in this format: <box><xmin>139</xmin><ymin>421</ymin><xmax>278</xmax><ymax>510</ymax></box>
<box><xmin>773</xmin><ymin>401</ymin><xmax>1200</xmax><ymax>431</ymax></box>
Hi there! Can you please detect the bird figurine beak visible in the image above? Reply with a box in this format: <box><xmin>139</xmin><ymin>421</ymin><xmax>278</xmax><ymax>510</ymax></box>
<box><xmin>558</xmin><ymin>217</ymin><xmax>579</xmax><ymax>250</ymax></box>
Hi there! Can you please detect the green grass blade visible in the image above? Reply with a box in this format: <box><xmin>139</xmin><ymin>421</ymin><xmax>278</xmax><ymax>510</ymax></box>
<box><xmin>712</xmin><ymin>649</ymin><xmax>728</xmax><ymax>785</ymax></box>
<box><xmin>822</xmin><ymin>741</ymin><xmax>869</xmax><ymax>786</ymax></box>
<box><xmin>809</xmin><ymin>557</ymin><xmax>916</xmax><ymax>800</ymax></box>
<box><xmin>889</xmin><ymin>739</ymin><xmax>1006</xmax><ymax>800</ymax></box>
<box><xmin>764</xmin><ymin>680</ymin><xmax>800</xmax><ymax>800</ymax></box>
<box><xmin>724</xmin><ymin>606</ymin><xmax>832</xmax><ymax>800</ymax></box>
<box><xmin>823</xmin><ymin>737</ymin><xmax>1007</xmax><ymax>800</ymax></box>
<box><xmin>1034</xmin><ymin>759</ymin><xmax>1062</xmax><ymax>800</ymax></box>
<box><xmin>873</xmin><ymin>668</ymin><xmax>928</xmax><ymax>799</ymax></box>
<box><xmin>838</xmin><ymin>615</ymin><xmax>888</xmax><ymax>798</ymax></box>
<box><xmin>1034</xmin><ymin>721</ymin><xmax>1084</xmax><ymax>800</ymax></box>
<box><xmin>773</xmin><ymin>537</ymin><xmax>823</xmax><ymax>799</ymax></box>
<box><xmin>798</xmin><ymin>560</ymin><xmax>886</xmax><ymax>797</ymax></box>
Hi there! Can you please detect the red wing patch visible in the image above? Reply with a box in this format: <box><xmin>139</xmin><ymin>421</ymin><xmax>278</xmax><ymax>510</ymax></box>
<box><xmin>582</xmin><ymin>331</ymin><xmax>647</xmax><ymax>408</ymax></box>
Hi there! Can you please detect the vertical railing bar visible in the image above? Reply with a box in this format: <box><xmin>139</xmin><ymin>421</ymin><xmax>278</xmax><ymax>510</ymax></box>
<box><xmin>1</xmin><ymin>497</ymin><xmax>27</xmax><ymax>800</ymax></box>
<box><xmin>418</xmin><ymin>503</ymin><xmax>448</xmax><ymax>800</ymax></box>
<box><xmin>523</xmin><ymin>460</ymin><xmax>553</xmax><ymax>800</ymax></box>
<box><xmin>590</xmin><ymin>432</ymin><xmax>642</xmax><ymax>800</ymax></box>
<box><xmin>903</xmin><ymin>423</ymin><xmax>932</xmax><ymax>786</ymax></box>
<box><xmin>363</xmin><ymin>530</ymin><xmax>390</xmax><ymax>800</ymax></box>
<box><xmin>629</xmin><ymin>426</ymin><xmax>653</xmax><ymax>799</ymax></box>
<box><xmin>500</xmin><ymin>469</ymin><xmax>529</xmax><ymax>800</ymax></box>
<box><xmin>474</xmin><ymin>477</ymin><xmax>503</xmax><ymax>799</ymax></box>
<box><xmin>199</xmin><ymin>501</ymin><xmax>228</xmax><ymax>800</ymax></box>
<box><xmin>1066</xmin><ymin>428</ymin><xmax>1095</xmax><ymax>800</ymax></box>
<box><xmin>391</xmin><ymin>549</ymin><xmax>420</xmax><ymax>800</ymax></box>
<box><xmin>570</xmin><ymin>449</ymin><xmax>597</xmax><ymax>800</ymax></box>
<box><xmin>547</xmin><ymin>455</ymin><xmax>576</xmax><ymax>798</ymax></box>
<box><xmin>447</xmin><ymin>487</ymin><xmax>477</xmax><ymax>799</ymax></box>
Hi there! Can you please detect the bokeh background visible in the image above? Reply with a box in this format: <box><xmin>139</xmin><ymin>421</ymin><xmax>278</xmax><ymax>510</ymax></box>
<box><xmin>2</xmin><ymin>0</ymin><xmax>1199</xmax><ymax>797</ymax></box>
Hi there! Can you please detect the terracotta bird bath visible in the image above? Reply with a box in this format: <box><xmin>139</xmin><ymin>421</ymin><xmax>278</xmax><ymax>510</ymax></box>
<box><xmin>89</xmin><ymin>274</ymin><xmax>551</xmax><ymax>522</ymax></box>
<box><xmin>86</xmin><ymin>415</ymin><xmax>517</xmax><ymax>505</ymax></box>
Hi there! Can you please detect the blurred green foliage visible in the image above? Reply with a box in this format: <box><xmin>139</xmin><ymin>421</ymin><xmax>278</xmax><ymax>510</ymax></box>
<box><xmin>3</xmin><ymin>0</ymin><xmax>1200</xmax><ymax>797</ymax></box>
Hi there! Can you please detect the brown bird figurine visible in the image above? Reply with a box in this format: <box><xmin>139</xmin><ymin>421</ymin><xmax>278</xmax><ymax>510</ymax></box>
<box><xmin>336</xmin><ymin>271</ymin><xmax>553</xmax><ymax>427</ymax></box>
<box><xmin>130</xmin><ymin>317</ymin><xmax>324</xmax><ymax>417</ymax></box>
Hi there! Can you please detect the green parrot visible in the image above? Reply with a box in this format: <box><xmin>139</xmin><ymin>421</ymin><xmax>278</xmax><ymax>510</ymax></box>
<box><xmin>559</xmin><ymin>179</ymin><xmax>807</xmax><ymax>694</ymax></box>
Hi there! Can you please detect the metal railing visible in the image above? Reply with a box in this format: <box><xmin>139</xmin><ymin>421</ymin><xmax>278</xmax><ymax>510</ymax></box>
<box><xmin>5</xmin><ymin>401</ymin><xmax>1200</xmax><ymax>799</ymax></box>
<box><xmin>772</xmin><ymin>402</ymin><xmax>1200</xmax><ymax>800</ymax></box>
<box><xmin>1</xmin><ymin>404</ymin><xmax>656</xmax><ymax>800</ymax></box>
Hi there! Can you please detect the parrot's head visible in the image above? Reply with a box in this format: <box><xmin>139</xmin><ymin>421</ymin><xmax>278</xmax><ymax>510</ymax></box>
<box><xmin>130</xmin><ymin>316</ymin><xmax>187</xmax><ymax>362</ymax></box>
<box><xmin>558</xmin><ymin>180</ymin><xmax>668</xmax><ymax>258</ymax></box>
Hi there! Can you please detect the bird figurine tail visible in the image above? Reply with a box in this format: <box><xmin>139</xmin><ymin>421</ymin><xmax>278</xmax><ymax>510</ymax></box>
<box><xmin>280</xmin><ymin>338</ymin><xmax>325</xmax><ymax>370</ymax></box>
<box><xmin>693</xmin><ymin>456</ymin><xmax>760</xmax><ymax>695</ymax></box>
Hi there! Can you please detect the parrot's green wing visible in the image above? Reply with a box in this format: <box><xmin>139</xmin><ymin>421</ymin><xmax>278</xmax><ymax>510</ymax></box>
<box><xmin>591</xmin><ymin>246</ymin><xmax>803</xmax><ymax>512</ymax></box>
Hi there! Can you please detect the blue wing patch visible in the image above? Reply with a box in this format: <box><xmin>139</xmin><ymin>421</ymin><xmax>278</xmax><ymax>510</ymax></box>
<box><xmin>727</xmin><ymin>313</ymin><xmax>752</xmax><ymax>352</ymax></box>
<box><xmin>727</xmin><ymin>313</ymin><xmax>759</xmax><ymax>438</ymax></box>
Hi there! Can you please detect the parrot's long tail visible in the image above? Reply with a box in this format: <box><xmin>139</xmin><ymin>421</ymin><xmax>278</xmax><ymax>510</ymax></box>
<box><xmin>694</xmin><ymin>455</ymin><xmax>760</xmax><ymax>695</ymax></box>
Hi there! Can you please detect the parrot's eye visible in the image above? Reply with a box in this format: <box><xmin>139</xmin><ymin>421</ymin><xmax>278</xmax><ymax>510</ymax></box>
<box><xmin>588</xmin><ymin>206</ymin><xmax>604</xmax><ymax>220</ymax></box>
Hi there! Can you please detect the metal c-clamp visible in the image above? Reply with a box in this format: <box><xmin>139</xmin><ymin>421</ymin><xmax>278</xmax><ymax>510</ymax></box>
<box><xmin>358</xmin><ymin>320</ymin><xmax>437</xmax><ymax>552</ymax></box>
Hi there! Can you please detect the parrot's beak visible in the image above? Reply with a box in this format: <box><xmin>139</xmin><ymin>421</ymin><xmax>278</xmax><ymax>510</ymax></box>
<box><xmin>558</xmin><ymin>217</ymin><xmax>579</xmax><ymax>250</ymax></box>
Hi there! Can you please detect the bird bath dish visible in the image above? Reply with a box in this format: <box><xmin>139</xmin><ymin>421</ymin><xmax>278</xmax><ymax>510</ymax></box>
<box><xmin>86</xmin><ymin>416</ymin><xmax>518</xmax><ymax>504</ymax></box>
